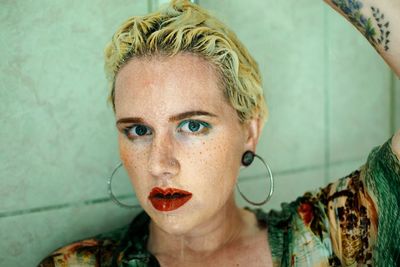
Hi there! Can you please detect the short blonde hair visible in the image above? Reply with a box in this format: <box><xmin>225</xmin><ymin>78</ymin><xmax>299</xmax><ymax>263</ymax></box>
<box><xmin>104</xmin><ymin>0</ymin><xmax>268</xmax><ymax>123</ymax></box>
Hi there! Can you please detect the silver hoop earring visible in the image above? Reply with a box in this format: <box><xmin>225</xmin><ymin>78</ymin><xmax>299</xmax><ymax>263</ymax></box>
<box><xmin>107</xmin><ymin>162</ymin><xmax>137</xmax><ymax>209</ymax></box>
<box><xmin>236</xmin><ymin>151</ymin><xmax>274</xmax><ymax>206</ymax></box>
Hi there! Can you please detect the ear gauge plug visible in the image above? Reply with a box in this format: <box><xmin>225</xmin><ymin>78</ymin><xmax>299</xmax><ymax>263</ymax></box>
<box><xmin>237</xmin><ymin>151</ymin><xmax>274</xmax><ymax>206</ymax></box>
<box><xmin>241</xmin><ymin>151</ymin><xmax>255</xmax><ymax>166</ymax></box>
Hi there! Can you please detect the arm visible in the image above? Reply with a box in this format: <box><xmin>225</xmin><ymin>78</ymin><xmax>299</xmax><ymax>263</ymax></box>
<box><xmin>324</xmin><ymin>0</ymin><xmax>400</xmax><ymax>77</ymax></box>
<box><xmin>324</xmin><ymin>0</ymin><xmax>400</xmax><ymax>159</ymax></box>
<box><xmin>301</xmin><ymin>137</ymin><xmax>399</xmax><ymax>265</ymax></box>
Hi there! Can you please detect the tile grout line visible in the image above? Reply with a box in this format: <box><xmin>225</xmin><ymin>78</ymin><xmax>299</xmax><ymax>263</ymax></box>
<box><xmin>239</xmin><ymin>157</ymin><xmax>365</xmax><ymax>182</ymax></box>
<box><xmin>0</xmin><ymin>195</ymin><xmax>140</xmax><ymax>219</ymax></box>
<box><xmin>0</xmin><ymin>158</ymin><xmax>365</xmax><ymax>219</ymax></box>
<box><xmin>323</xmin><ymin>4</ymin><xmax>331</xmax><ymax>184</ymax></box>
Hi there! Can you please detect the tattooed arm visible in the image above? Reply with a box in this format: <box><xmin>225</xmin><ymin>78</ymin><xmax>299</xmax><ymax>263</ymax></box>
<box><xmin>324</xmin><ymin>0</ymin><xmax>400</xmax><ymax>77</ymax></box>
<box><xmin>325</xmin><ymin>0</ymin><xmax>400</xmax><ymax>161</ymax></box>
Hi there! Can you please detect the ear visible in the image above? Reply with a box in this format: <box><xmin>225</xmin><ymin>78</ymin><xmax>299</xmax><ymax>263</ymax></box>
<box><xmin>242</xmin><ymin>117</ymin><xmax>263</xmax><ymax>153</ymax></box>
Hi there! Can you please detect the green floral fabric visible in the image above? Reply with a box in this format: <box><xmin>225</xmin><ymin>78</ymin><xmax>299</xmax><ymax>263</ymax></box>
<box><xmin>38</xmin><ymin>136</ymin><xmax>400</xmax><ymax>267</ymax></box>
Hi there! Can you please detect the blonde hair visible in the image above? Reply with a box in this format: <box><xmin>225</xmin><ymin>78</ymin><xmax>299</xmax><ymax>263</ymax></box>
<box><xmin>104</xmin><ymin>0</ymin><xmax>268</xmax><ymax>123</ymax></box>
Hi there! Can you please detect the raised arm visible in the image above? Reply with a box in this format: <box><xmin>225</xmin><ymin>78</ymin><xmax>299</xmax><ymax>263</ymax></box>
<box><xmin>324</xmin><ymin>0</ymin><xmax>400</xmax><ymax>77</ymax></box>
<box><xmin>324</xmin><ymin>0</ymin><xmax>400</xmax><ymax>159</ymax></box>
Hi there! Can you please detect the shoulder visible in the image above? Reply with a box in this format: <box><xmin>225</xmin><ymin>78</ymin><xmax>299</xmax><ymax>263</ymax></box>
<box><xmin>265</xmin><ymin>135</ymin><xmax>400</xmax><ymax>265</ymax></box>
<box><xmin>38</xmin><ymin>239</ymin><xmax>110</xmax><ymax>267</ymax></box>
<box><xmin>366</xmin><ymin>132</ymin><xmax>400</xmax><ymax>186</ymax></box>
<box><xmin>37</xmin><ymin>225</ymin><xmax>129</xmax><ymax>267</ymax></box>
<box><xmin>265</xmin><ymin>168</ymin><xmax>377</xmax><ymax>265</ymax></box>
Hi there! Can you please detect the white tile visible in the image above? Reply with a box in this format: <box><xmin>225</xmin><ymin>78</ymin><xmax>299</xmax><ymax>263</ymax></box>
<box><xmin>327</xmin><ymin>158</ymin><xmax>366</xmax><ymax>184</ymax></box>
<box><xmin>202</xmin><ymin>0</ymin><xmax>326</xmax><ymax>172</ymax></box>
<box><xmin>326</xmin><ymin>7</ymin><xmax>392</xmax><ymax>162</ymax></box>
<box><xmin>236</xmin><ymin>168</ymin><xmax>325</xmax><ymax>212</ymax></box>
<box><xmin>0</xmin><ymin>0</ymin><xmax>147</xmax><ymax>212</ymax></box>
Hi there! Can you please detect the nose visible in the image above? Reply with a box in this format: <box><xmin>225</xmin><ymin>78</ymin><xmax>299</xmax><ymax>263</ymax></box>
<box><xmin>147</xmin><ymin>131</ymin><xmax>180</xmax><ymax>179</ymax></box>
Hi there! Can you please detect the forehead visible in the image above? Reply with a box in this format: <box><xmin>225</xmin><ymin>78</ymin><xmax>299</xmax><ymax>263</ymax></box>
<box><xmin>114</xmin><ymin>53</ymin><xmax>228</xmax><ymax>118</ymax></box>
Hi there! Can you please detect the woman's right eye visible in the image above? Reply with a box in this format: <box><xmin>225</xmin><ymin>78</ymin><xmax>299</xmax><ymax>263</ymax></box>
<box><xmin>123</xmin><ymin>125</ymin><xmax>152</xmax><ymax>140</ymax></box>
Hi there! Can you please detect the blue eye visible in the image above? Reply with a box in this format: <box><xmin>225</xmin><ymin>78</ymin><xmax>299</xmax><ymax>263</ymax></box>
<box><xmin>178</xmin><ymin>120</ymin><xmax>211</xmax><ymax>134</ymax></box>
<box><xmin>124</xmin><ymin>125</ymin><xmax>152</xmax><ymax>139</ymax></box>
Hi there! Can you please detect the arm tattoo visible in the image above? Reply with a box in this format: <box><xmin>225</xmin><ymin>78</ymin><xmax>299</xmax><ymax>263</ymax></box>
<box><xmin>331</xmin><ymin>0</ymin><xmax>391</xmax><ymax>51</ymax></box>
<box><xmin>371</xmin><ymin>7</ymin><xmax>390</xmax><ymax>51</ymax></box>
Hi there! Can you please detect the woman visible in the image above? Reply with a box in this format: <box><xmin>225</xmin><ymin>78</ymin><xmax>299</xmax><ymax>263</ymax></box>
<box><xmin>38</xmin><ymin>0</ymin><xmax>400</xmax><ymax>266</ymax></box>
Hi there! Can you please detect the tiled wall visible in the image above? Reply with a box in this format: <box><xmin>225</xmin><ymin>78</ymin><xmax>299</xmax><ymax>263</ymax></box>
<box><xmin>201</xmin><ymin>0</ymin><xmax>395</xmax><ymax>208</ymax></box>
<box><xmin>0</xmin><ymin>0</ymin><xmax>396</xmax><ymax>266</ymax></box>
<box><xmin>395</xmin><ymin>77</ymin><xmax>400</xmax><ymax>130</ymax></box>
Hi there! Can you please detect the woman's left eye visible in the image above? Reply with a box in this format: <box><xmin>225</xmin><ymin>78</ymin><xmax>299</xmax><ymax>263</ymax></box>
<box><xmin>178</xmin><ymin>120</ymin><xmax>211</xmax><ymax>134</ymax></box>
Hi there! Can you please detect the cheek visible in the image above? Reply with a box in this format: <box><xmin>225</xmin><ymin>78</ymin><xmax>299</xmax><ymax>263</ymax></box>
<box><xmin>118</xmin><ymin>138</ymin><xmax>149</xmax><ymax>194</ymax></box>
<box><xmin>119</xmin><ymin>141</ymin><xmax>130</xmax><ymax>167</ymax></box>
<box><xmin>184</xmin><ymin>135</ymin><xmax>243</xmax><ymax>196</ymax></box>
<box><xmin>119</xmin><ymin>136</ymin><xmax>147</xmax><ymax>168</ymax></box>
<box><xmin>206</xmin><ymin>133</ymin><xmax>243</xmax><ymax>169</ymax></box>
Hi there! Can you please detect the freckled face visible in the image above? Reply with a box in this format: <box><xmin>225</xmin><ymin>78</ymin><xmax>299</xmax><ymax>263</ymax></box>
<box><xmin>114</xmin><ymin>53</ymin><xmax>247</xmax><ymax>234</ymax></box>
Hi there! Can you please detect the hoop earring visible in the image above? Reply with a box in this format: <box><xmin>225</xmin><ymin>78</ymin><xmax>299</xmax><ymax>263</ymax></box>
<box><xmin>107</xmin><ymin>162</ymin><xmax>137</xmax><ymax>209</ymax></box>
<box><xmin>236</xmin><ymin>151</ymin><xmax>274</xmax><ymax>206</ymax></box>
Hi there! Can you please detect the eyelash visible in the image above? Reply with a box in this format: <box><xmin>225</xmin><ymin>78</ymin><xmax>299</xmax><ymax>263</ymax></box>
<box><xmin>123</xmin><ymin>125</ymin><xmax>152</xmax><ymax>140</ymax></box>
<box><xmin>123</xmin><ymin>119</ymin><xmax>212</xmax><ymax>141</ymax></box>
<box><xmin>177</xmin><ymin>120</ymin><xmax>211</xmax><ymax>136</ymax></box>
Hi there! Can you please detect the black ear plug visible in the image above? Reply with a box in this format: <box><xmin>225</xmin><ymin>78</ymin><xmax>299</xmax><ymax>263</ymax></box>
<box><xmin>241</xmin><ymin>151</ymin><xmax>255</xmax><ymax>166</ymax></box>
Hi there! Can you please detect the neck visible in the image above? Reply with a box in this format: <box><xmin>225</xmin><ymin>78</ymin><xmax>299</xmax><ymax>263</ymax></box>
<box><xmin>147</xmin><ymin>195</ymin><xmax>249</xmax><ymax>261</ymax></box>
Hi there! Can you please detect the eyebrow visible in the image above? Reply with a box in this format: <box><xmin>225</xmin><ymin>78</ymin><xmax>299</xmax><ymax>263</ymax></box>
<box><xmin>116</xmin><ymin>110</ymin><xmax>217</xmax><ymax>125</ymax></box>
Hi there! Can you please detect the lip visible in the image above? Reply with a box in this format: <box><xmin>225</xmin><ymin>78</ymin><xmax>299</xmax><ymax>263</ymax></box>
<box><xmin>148</xmin><ymin>187</ymin><xmax>193</xmax><ymax>212</ymax></box>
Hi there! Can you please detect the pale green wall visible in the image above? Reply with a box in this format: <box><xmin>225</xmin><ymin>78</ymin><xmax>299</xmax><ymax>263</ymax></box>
<box><xmin>0</xmin><ymin>0</ymin><xmax>396</xmax><ymax>266</ymax></box>
<box><xmin>395</xmin><ymin>77</ymin><xmax>400</xmax><ymax>130</ymax></box>
<box><xmin>0</xmin><ymin>1</ymin><xmax>147</xmax><ymax>266</ymax></box>
<box><xmin>201</xmin><ymin>0</ymin><xmax>394</xmax><ymax>208</ymax></box>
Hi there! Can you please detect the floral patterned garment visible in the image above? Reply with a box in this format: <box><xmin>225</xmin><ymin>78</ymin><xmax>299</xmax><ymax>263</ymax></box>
<box><xmin>38</xmin><ymin>136</ymin><xmax>400</xmax><ymax>267</ymax></box>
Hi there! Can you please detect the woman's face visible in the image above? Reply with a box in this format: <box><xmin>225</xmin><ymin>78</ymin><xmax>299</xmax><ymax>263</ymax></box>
<box><xmin>114</xmin><ymin>53</ymin><xmax>258</xmax><ymax>235</ymax></box>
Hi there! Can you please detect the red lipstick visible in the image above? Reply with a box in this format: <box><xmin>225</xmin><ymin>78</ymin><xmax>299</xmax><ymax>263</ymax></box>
<box><xmin>148</xmin><ymin>187</ymin><xmax>192</xmax><ymax>211</ymax></box>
